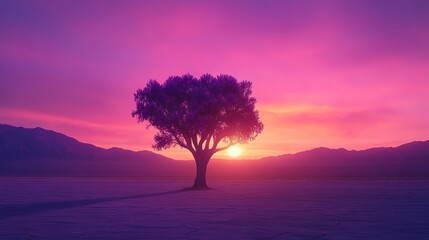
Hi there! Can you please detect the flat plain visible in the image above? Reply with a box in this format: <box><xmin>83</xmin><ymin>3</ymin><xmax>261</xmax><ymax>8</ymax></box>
<box><xmin>0</xmin><ymin>178</ymin><xmax>428</xmax><ymax>240</ymax></box>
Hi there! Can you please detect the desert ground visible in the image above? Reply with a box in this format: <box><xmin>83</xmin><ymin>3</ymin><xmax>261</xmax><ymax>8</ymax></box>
<box><xmin>0</xmin><ymin>178</ymin><xmax>428</xmax><ymax>240</ymax></box>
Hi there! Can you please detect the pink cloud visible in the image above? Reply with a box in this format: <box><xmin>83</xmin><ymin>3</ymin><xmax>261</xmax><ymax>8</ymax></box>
<box><xmin>263</xmin><ymin>105</ymin><xmax>395</xmax><ymax>137</ymax></box>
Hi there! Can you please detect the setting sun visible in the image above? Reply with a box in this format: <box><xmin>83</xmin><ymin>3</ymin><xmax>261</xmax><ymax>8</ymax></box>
<box><xmin>227</xmin><ymin>145</ymin><xmax>242</xmax><ymax>158</ymax></box>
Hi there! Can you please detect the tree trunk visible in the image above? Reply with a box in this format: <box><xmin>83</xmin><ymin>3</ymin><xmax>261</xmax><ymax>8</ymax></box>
<box><xmin>193</xmin><ymin>156</ymin><xmax>209</xmax><ymax>189</ymax></box>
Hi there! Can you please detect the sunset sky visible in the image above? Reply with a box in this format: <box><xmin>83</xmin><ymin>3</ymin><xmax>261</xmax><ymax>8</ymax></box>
<box><xmin>1</xmin><ymin>0</ymin><xmax>428</xmax><ymax>160</ymax></box>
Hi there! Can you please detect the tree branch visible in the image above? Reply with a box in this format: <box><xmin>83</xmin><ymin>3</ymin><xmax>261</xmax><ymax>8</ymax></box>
<box><xmin>198</xmin><ymin>132</ymin><xmax>208</xmax><ymax>149</ymax></box>
<box><xmin>172</xmin><ymin>134</ymin><xmax>189</xmax><ymax>150</ymax></box>
<box><xmin>214</xmin><ymin>140</ymin><xmax>234</xmax><ymax>153</ymax></box>
<box><xmin>183</xmin><ymin>134</ymin><xmax>196</xmax><ymax>154</ymax></box>
<box><xmin>191</xmin><ymin>135</ymin><xmax>200</xmax><ymax>151</ymax></box>
<box><xmin>204</xmin><ymin>133</ymin><xmax>213</xmax><ymax>151</ymax></box>
<box><xmin>211</xmin><ymin>133</ymin><xmax>225</xmax><ymax>151</ymax></box>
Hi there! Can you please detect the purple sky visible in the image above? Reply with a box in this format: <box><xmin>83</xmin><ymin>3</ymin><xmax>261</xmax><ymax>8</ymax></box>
<box><xmin>1</xmin><ymin>0</ymin><xmax>429</xmax><ymax>159</ymax></box>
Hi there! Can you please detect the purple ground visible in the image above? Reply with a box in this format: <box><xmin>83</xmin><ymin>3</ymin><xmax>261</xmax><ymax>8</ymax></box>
<box><xmin>0</xmin><ymin>178</ymin><xmax>428</xmax><ymax>239</ymax></box>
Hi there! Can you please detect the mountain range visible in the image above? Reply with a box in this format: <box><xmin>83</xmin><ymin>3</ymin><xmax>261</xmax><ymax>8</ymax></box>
<box><xmin>1</xmin><ymin>124</ymin><xmax>428</xmax><ymax>179</ymax></box>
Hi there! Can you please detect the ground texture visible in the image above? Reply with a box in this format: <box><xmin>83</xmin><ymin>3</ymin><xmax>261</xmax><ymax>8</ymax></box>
<box><xmin>0</xmin><ymin>178</ymin><xmax>428</xmax><ymax>239</ymax></box>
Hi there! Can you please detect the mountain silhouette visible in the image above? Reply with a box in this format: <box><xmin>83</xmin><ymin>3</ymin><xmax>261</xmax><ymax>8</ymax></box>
<box><xmin>0</xmin><ymin>124</ymin><xmax>169</xmax><ymax>161</ymax></box>
<box><xmin>245</xmin><ymin>141</ymin><xmax>429</xmax><ymax>178</ymax></box>
<box><xmin>0</xmin><ymin>124</ymin><xmax>184</xmax><ymax>177</ymax></box>
<box><xmin>1</xmin><ymin>124</ymin><xmax>428</xmax><ymax>179</ymax></box>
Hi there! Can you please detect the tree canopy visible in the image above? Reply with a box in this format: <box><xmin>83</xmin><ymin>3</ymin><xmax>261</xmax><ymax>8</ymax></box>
<box><xmin>132</xmin><ymin>74</ymin><xmax>263</xmax><ymax>156</ymax></box>
<box><xmin>132</xmin><ymin>74</ymin><xmax>263</xmax><ymax>188</ymax></box>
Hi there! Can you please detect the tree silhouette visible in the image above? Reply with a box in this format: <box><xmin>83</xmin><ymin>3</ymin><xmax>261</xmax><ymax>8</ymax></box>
<box><xmin>132</xmin><ymin>74</ymin><xmax>263</xmax><ymax>189</ymax></box>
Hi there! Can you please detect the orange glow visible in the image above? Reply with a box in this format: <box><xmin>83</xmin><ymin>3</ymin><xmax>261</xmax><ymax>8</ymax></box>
<box><xmin>227</xmin><ymin>145</ymin><xmax>242</xmax><ymax>158</ymax></box>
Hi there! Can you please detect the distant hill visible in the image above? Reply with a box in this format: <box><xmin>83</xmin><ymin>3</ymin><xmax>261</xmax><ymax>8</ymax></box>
<box><xmin>0</xmin><ymin>124</ymin><xmax>169</xmax><ymax>161</ymax></box>
<box><xmin>0</xmin><ymin>124</ymin><xmax>185</xmax><ymax>177</ymax></box>
<box><xmin>1</xmin><ymin>124</ymin><xmax>428</xmax><ymax>179</ymax></box>
<box><xmin>213</xmin><ymin>141</ymin><xmax>429</xmax><ymax>179</ymax></box>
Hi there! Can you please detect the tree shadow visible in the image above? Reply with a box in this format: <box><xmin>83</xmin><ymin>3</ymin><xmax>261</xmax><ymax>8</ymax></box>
<box><xmin>0</xmin><ymin>189</ymin><xmax>188</xmax><ymax>220</ymax></box>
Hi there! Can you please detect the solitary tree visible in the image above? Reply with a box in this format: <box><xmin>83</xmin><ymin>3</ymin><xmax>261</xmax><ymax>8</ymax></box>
<box><xmin>132</xmin><ymin>74</ymin><xmax>263</xmax><ymax>189</ymax></box>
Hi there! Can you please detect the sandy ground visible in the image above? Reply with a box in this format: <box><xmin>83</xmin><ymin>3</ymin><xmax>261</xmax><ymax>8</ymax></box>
<box><xmin>0</xmin><ymin>178</ymin><xmax>428</xmax><ymax>240</ymax></box>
